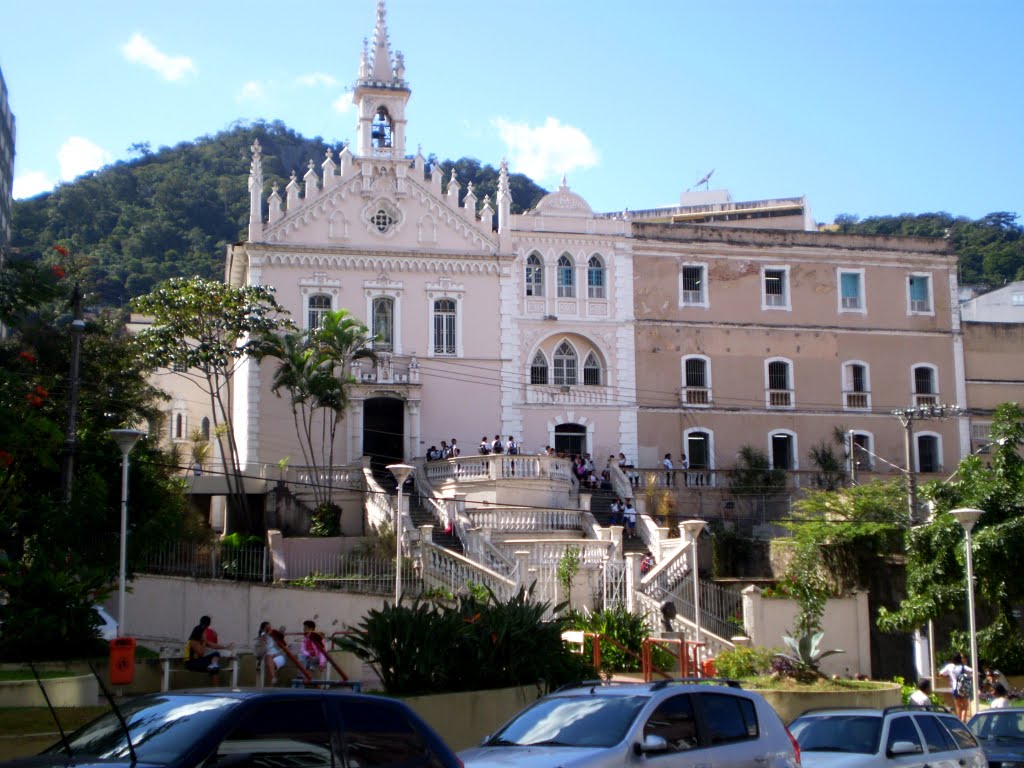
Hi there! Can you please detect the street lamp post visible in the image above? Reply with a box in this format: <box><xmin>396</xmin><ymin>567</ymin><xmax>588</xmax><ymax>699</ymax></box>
<box><xmin>110</xmin><ymin>428</ymin><xmax>145</xmax><ymax>636</ymax></box>
<box><xmin>681</xmin><ymin>519</ymin><xmax>708</xmax><ymax>663</ymax></box>
<box><xmin>891</xmin><ymin>404</ymin><xmax>962</xmax><ymax>523</ymax></box>
<box><xmin>950</xmin><ymin>507</ymin><xmax>984</xmax><ymax>718</ymax></box>
<box><xmin>387</xmin><ymin>463</ymin><xmax>414</xmax><ymax>605</ymax></box>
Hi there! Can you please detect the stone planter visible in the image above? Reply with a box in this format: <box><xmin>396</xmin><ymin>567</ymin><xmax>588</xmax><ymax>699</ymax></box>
<box><xmin>749</xmin><ymin>682</ymin><xmax>902</xmax><ymax>724</ymax></box>
<box><xmin>0</xmin><ymin>674</ymin><xmax>99</xmax><ymax>707</ymax></box>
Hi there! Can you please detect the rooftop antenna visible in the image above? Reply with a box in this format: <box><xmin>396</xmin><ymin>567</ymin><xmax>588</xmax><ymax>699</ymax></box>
<box><xmin>687</xmin><ymin>169</ymin><xmax>714</xmax><ymax>192</ymax></box>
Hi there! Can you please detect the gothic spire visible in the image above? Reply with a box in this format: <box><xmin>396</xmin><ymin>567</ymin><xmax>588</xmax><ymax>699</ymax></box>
<box><xmin>369</xmin><ymin>0</ymin><xmax>395</xmax><ymax>83</ymax></box>
<box><xmin>248</xmin><ymin>140</ymin><xmax>263</xmax><ymax>240</ymax></box>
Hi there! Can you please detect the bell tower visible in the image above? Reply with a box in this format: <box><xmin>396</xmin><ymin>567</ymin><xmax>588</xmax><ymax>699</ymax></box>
<box><xmin>353</xmin><ymin>0</ymin><xmax>410</xmax><ymax>158</ymax></box>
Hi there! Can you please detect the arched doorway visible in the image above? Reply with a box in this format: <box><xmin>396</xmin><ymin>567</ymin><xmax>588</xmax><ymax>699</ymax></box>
<box><xmin>363</xmin><ymin>397</ymin><xmax>404</xmax><ymax>475</ymax></box>
<box><xmin>554</xmin><ymin>423</ymin><xmax>586</xmax><ymax>456</ymax></box>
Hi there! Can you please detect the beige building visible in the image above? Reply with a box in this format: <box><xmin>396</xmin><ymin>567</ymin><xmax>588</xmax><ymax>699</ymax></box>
<box><xmin>631</xmin><ymin>224</ymin><xmax>967</xmax><ymax>483</ymax></box>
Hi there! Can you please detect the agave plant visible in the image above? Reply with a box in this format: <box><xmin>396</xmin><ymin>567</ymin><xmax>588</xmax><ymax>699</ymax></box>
<box><xmin>777</xmin><ymin>630</ymin><xmax>845</xmax><ymax>677</ymax></box>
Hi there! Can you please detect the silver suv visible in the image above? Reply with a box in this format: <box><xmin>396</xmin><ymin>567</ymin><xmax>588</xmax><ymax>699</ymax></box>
<box><xmin>460</xmin><ymin>678</ymin><xmax>800</xmax><ymax>768</ymax></box>
<box><xmin>789</xmin><ymin>706</ymin><xmax>986</xmax><ymax>768</ymax></box>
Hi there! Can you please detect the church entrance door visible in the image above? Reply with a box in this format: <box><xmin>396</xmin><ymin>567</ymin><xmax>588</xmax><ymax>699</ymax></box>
<box><xmin>363</xmin><ymin>397</ymin><xmax>404</xmax><ymax>476</ymax></box>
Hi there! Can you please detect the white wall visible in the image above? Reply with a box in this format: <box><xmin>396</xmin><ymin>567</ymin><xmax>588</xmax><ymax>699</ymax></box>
<box><xmin>741</xmin><ymin>587</ymin><xmax>871</xmax><ymax>677</ymax></box>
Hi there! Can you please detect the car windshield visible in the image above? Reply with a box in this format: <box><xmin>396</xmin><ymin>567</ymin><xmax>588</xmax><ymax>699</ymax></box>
<box><xmin>790</xmin><ymin>715</ymin><xmax>882</xmax><ymax>754</ymax></box>
<box><xmin>44</xmin><ymin>694</ymin><xmax>240</xmax><ymax>763</ymax></box>
<box><xmin>970</xmin><ymin>712</ymin><xmax>1024</xmax><ymax>742</ymax></box>
<box><xmin>487</xmin><ymin>694</ymin><xmax>647</xmax><ymax>748</ymax></box>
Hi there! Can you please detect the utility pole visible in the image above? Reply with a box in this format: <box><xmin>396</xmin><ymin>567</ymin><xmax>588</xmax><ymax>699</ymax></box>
<box><xmin>891</xmin><ymin>404</ymin><xmax>962</xmax><ymax>524</ymax></box>
<box><xmin>60</xmin><ymin>283</ymin><xmax>85</xmax><ymax>504</ymax></box>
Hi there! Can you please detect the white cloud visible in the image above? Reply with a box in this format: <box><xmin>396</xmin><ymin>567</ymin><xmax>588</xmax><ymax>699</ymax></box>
<box><xmin>58</xmin><ymin>137</ymin><xmax>112</xmax><ymax>181</ymax></box>
<box><xmin>238</xmin><ymin>81</ymin><xmax>267</xmax><ymax>102</ymax></box>
<box><xmin>13</xmin><ymin>171</ymin><xmax>55</xmax><ymax>199</ymax></box>
<box><xmin>333</xmin><ymin>94</ymin><xmax>354</xmax><ymax>114</ymax></box>
<box><xmin>492</xmin><ymin>116</ymin><xmax>599</xmax><ymax>181</ymax></box>
<box><xmin>121</xmin><ymin>33</ymin><xmax>196</xmax><ymax>81</ymax></box>
<box><xmin>296</xmin><ymin>73</ymin><xmax>338</xmax><ymax>88</ymax></box>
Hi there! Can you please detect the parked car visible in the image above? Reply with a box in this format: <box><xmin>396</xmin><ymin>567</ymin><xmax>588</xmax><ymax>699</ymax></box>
<box><xmin>967</xmin><ymin>707</ymin><xmax>1024</xmax><ymax>768</ymax></box>
<box><xmin>459</xmin><ymin>678</ymin><xmax>800</xmax><ymax>768</ymax></box>
<box><xmin>0</xmin><ymin>688</ymin><xmax>461</xmax><ymax>768</ymax></box>
<box><xmin>789</xmin><ymin>705</ymin><xmax>985</xmax><ymax>768</ymax></box>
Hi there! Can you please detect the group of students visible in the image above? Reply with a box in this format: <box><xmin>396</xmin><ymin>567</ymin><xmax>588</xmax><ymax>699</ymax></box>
<box><xmin>425</xmin><ymin>439</ymin><xmax>460</xmax><ymax>460</ymax></box>
<box><xmin>909</xmin><ymin>652</ymin><xmax>1013</xmax><ymax>722</ymax></box>
<box><xmin>182</xmin><ymin>614</ymin><xmax>329</xmax><ymax>687</ymax></box>
<box><xmin>609</xmin><ymin>497</ymin><xmax>638</xmax><ymax>537</ymax></box>
<box><xmin>478</xmin><ymin>435</ymin><xmax>521</xmax><ymax>455</ymax></box>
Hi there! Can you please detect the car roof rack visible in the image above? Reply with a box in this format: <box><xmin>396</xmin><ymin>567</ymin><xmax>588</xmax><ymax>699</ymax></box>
<box><xmin>550</xmin><ymin>679</ymin><xmax>637</xmax><ymax>693</ymax></box>
<box><xmin>650</xmin><ymin>678</ymin><xmax>742</xmax><ymax>690</ymax></box>
<box><xmin>882</xmin><ymin>704</ymin><xmax>953</xmax><ymax>715</ymax></box>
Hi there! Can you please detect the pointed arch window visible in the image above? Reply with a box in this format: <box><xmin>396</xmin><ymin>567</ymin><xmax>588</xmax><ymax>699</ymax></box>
<box><xmin>530</xmin><ymin>351</ymin><xmax>549</xmax><ymax>384</ymax></box>
<box><xmin>557</xmin><ymin>254</ymin><xmax>575</xmax><ymax>298</ymax></box>
<box><xmin>526</xmin><ymin>253</ymin><xmax>544</xmax><ymax>297</ymax></box>
<box><xmin>553</xmin><ymin>341</ymin><xmax>578</xmax><ymax>386</ymax></box>
<box><xmin>371</xmin><ymin>107</ymin><xmax>393</xmax><ymax>148</ymax></box>
<box><xmin>432</xmin><ymin>299</ymin><xmax>457</xmax><ymax>355</ymax></box>
<box><xmin>372</xmin><ymin>297</ymin><xmax>394</xmax><ymax>351</ymax></box>
<box><xmin>587</xmin><ymin>255</ymin><xmax>606</xmax><ymax>299</ymax></box>
<box><xmin>583</xmin><ymin>352</ymin><xmax>602</xmax><ymax>386</ymax></box>
<box><xmin>201</xmin><ymin>417</ymin><xmax>211</xmax><ymax>441</ymax></box>
<box><xmin>307</xmin><ymin>294</ymin><xmax>332</xmax><ymax>329</ymax></box>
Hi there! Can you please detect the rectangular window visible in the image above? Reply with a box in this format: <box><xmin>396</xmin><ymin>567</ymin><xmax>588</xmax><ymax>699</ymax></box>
<box><xmin>840</xmin><ymin>271</ymin><xmax>862</xmax><ymax>310</ymax></box>
<box><xmin>433</xmin><ymin>300</ymin><xmax>456</xmax><ymax>355</ymax></box>
<box><xmin>909</xmin><ymin>274</ymin><xmax>932</xmax><ymax>313</ymax></box>
<box><xmin>763</xmin><ymin>268</ymin><xmax>788</xmax><ymax>308</ymax></box>
<box><xmin>681</xmin><ymin>266</ymin><xmax>705</xmax><ymax>306</ymax></box>
<box><xmin>1013</xmin><ymin>293</ymin><xmax>1024</xmax><ymax>306</ymax></box>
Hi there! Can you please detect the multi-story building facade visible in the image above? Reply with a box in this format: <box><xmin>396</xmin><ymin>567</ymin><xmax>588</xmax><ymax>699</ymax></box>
<box><xmin>631</xmin><ymin>225</ymin><xmax>964</xmax><ymax>481</ymax></box>
<box><xmin>0</xmin><ymin>66</ymin><xmax>14</xmax><ymax>250</ymax></box>
<box><xmin>221</xmin><ymin>1</ymin><xmax>968</xmax><ymax>492</ymax></box>
<box><xmin>960</xmin><ymin>281</ymin><xmax>1024</xmax><ymax>454</ymax></box>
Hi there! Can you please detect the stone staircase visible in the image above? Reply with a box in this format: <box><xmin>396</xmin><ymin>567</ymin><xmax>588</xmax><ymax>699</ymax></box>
<box><xmin>407</xmin><ymin>487</ymin><xmax>463</xmax><ymax>555</ymax></box>
<box><xmin>587</xmin><ymin>488</ymin><xmax>648</xmax><ymax>555</ymax></box>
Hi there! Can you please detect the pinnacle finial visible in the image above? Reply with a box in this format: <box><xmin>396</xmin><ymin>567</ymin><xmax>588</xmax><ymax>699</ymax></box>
<box><xmin>369</xmin><ymin>0</ymin><xmax>394</xmax><ymax>82</ymax></box>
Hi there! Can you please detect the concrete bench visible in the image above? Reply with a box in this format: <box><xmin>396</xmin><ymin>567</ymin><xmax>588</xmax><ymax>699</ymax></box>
<box><xmin>159</xmin><ymin>647</ymin><xmax>239</xmax><ymax>691</ymax></box>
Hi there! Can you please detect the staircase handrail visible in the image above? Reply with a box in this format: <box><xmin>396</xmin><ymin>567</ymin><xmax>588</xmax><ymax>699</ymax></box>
<box><xmin>418</xmin><ymin>536</ymin><xmax>517</xmax><ymax>600</ymax></box>
<box><xmin>608</xmin><ymin>464</ymin><xmax>634</xmax><ymax>502</ymax></box>
<box><xmin>639</xmin><ymin>536</ymin><xmax>692</xmax><ymax>597</ymax></box>
<box><xmin>412</xmin><ymin>466</ymin><xmax>518</xmax><ymax>581</ymax></box>
<box><xmin>634</xmin><ymin>590</ymin><xmax>735</xmax><ymax>659</ymax></box>
<box><xmin>469</xmin><ymin>508</ymin><xmax>584</xmax><ymax>533</ymax></box>
<box><xmin>363</xmin><ymin>465</ymin><xmax>415</xmax><ymax>552</ymax></box>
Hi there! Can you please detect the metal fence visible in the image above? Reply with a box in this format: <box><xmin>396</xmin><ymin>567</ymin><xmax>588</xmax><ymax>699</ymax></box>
<box><xmin>138</xmin><ymin>543</ymin><xmax>421</xmax><ymax>595</ymax></box>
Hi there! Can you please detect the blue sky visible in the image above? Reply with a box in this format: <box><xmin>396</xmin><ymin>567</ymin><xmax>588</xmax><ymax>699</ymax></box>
<box><xmin>2</xmin><ymin>0</ymin><xmax>1021</xmax><ymax>225</ymax></box>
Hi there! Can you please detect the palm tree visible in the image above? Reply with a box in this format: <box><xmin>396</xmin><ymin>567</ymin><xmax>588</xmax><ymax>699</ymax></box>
<box><xmin>264</xmin><ymin>310</ymin><xmax>375</xmax><ymax>509</ymax></box>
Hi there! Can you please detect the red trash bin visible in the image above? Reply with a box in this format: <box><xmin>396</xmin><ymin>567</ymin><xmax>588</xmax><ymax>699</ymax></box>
<box><xmin>109</xmin><ymin>637</ymin><xmax>136</xmax><ymax>685</ymax></box>
<box><xmin>702</xmin><ymin>657</ymin><xmax>716</xmax><ymax>678</ymax></box>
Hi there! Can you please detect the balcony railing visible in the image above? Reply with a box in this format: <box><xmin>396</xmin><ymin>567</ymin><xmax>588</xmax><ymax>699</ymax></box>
<box><xmin>351</xmin><ymin>354</ymin><xmax>420</xmax><ymax>386</ymax></box>
<box><xmin>914</xmin><ymin>393</ymin><xmax>938</xmax><ymax>407</ymax></box>
<box><xmin>844</xmin><ymin>391</ymin><xmax>870</xmax><ymax>409</ymax></box>
<box><xmin>682</xmin><ymin>387</ymin><xmax>710</xmax><ymax>406</ymax></box>
<box><xmin>768</xmin><ymin>389</ymin><xmax>793</xmax><ymax>407</ymax></box>
<box><xmin>525</xmin><ymin>384</ymin><xmax>615</xmax><ymax>406</ymax></box>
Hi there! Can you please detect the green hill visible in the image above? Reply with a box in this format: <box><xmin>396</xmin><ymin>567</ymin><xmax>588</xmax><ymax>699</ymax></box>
<box><xmin>10</xmin><ymin>120</ymin><xmax>548</xmax><ymax>308</ymax></box>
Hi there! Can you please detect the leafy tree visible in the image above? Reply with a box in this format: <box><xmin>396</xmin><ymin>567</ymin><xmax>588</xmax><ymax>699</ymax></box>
<box><xmin>0</xmin><ymin>256</ymin><xmax>194</xmax><ymax>660</ymax></box>
<box><xmin>132</xmin><ymin>277</ymin><xmax>291</xmax><ymax>533</ymax></box>
<box><xmin>728</xmin><ymin>445</ymin><xmax>785</xmax><ymax>496</ymax></box>
<box><xmin>877</xmin><ymin>403</ymin><xmax>1024</xmax><ymax>671</ymax></box>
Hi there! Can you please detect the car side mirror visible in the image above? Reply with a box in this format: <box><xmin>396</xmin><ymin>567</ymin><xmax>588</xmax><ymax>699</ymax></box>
<box><xmin>887</xmin><ymin>741</ymin><xmax>923</xmax><ymax>756</ymax></box>
<box><xmin>635</xmin><ymin>734</ymin><xmax>669</xmax><ymax>755</ymax></box>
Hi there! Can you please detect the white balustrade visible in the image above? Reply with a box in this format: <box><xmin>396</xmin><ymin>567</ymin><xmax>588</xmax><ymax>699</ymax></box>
<box><xmin>470</xmin><ymin>509</ymin><xmax>583</xmax><ymax>533</ymax></box>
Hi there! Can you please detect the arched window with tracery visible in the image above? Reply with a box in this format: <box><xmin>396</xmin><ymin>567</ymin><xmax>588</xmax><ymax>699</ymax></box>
<box><xmin>583</xmin><ymin>352</ymin><xmax>602</xmax><ymax>386</ymax></box>
<box><xmin>557</xmin><ymin>254</ymin><xmax>575</xmax><ymax>298</ymax></box>
<box><xmin>530</xmin><ymin>351</ymin><xmax>549</xmax><ymax>384</ymax></box>
<box><xmin>587</xmin><ymin>255</ymin><xmax>606</xmax><ymax>299</ymax></box>
<box><xmin>553</xmin><ymin>341</ymin><xmax>578</xmax><ymax>385</ymax></box>
<box><xmin>526</xmin><ymin>253</ymin><xmax>544</xmax><ymax>297</ymax></box>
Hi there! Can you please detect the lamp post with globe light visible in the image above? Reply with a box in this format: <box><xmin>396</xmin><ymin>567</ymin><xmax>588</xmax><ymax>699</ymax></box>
<box><xmin>110</xmin><ymin>428</ymin><xmax>145</xmax><ymax>636</ymax></box>
<box><xmin>387</xmin><ymin>463</ymin><xmax>414</xmax><ymax>605</ymax></box>
<box><xmin>950</xmin><ymin>507</ymin><xmax>984</xmax><ymax>718</ymax></box>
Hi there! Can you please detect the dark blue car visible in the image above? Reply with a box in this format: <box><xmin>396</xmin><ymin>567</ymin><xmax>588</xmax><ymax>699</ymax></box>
<box><xmin>1</xmin><ymin>688</ymin><xmax>462</xmax><ymax>768</ymax></box>
<box><xmin>968</xmin><ymin>708</ymin><xmax>1024</xmax><ymax>768</ymax></box>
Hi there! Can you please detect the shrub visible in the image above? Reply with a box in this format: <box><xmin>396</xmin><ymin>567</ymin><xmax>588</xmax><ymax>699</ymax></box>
<box><xmin>714</xmin><ymin>645</ymin><xmax>777</xmax><ymax>679</ymax></box>
<box><xmin>337</xmin><ymin>586</ymin><xmax>595</xmax><ymax>695</ymax></box>
<box><xmin>565</xmin><ymin>606</ymin><xmax>673</xmax><ymax>673</ymax></box>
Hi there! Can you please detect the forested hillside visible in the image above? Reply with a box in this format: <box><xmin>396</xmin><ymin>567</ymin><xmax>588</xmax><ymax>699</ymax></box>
<box><xmin>10</xmin><ymin>119</ymin><xmax>1023</xmax><ymax>309</ymax></box>
<box><xmin>831</xmin><ymin>211</ymin><xmax>1024</xmax><ymax>287</ymax></box>
<box><xmin>10</xmin><ymin>120</ymin><xmax>548</xmax><ymax>308</ymax></box>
